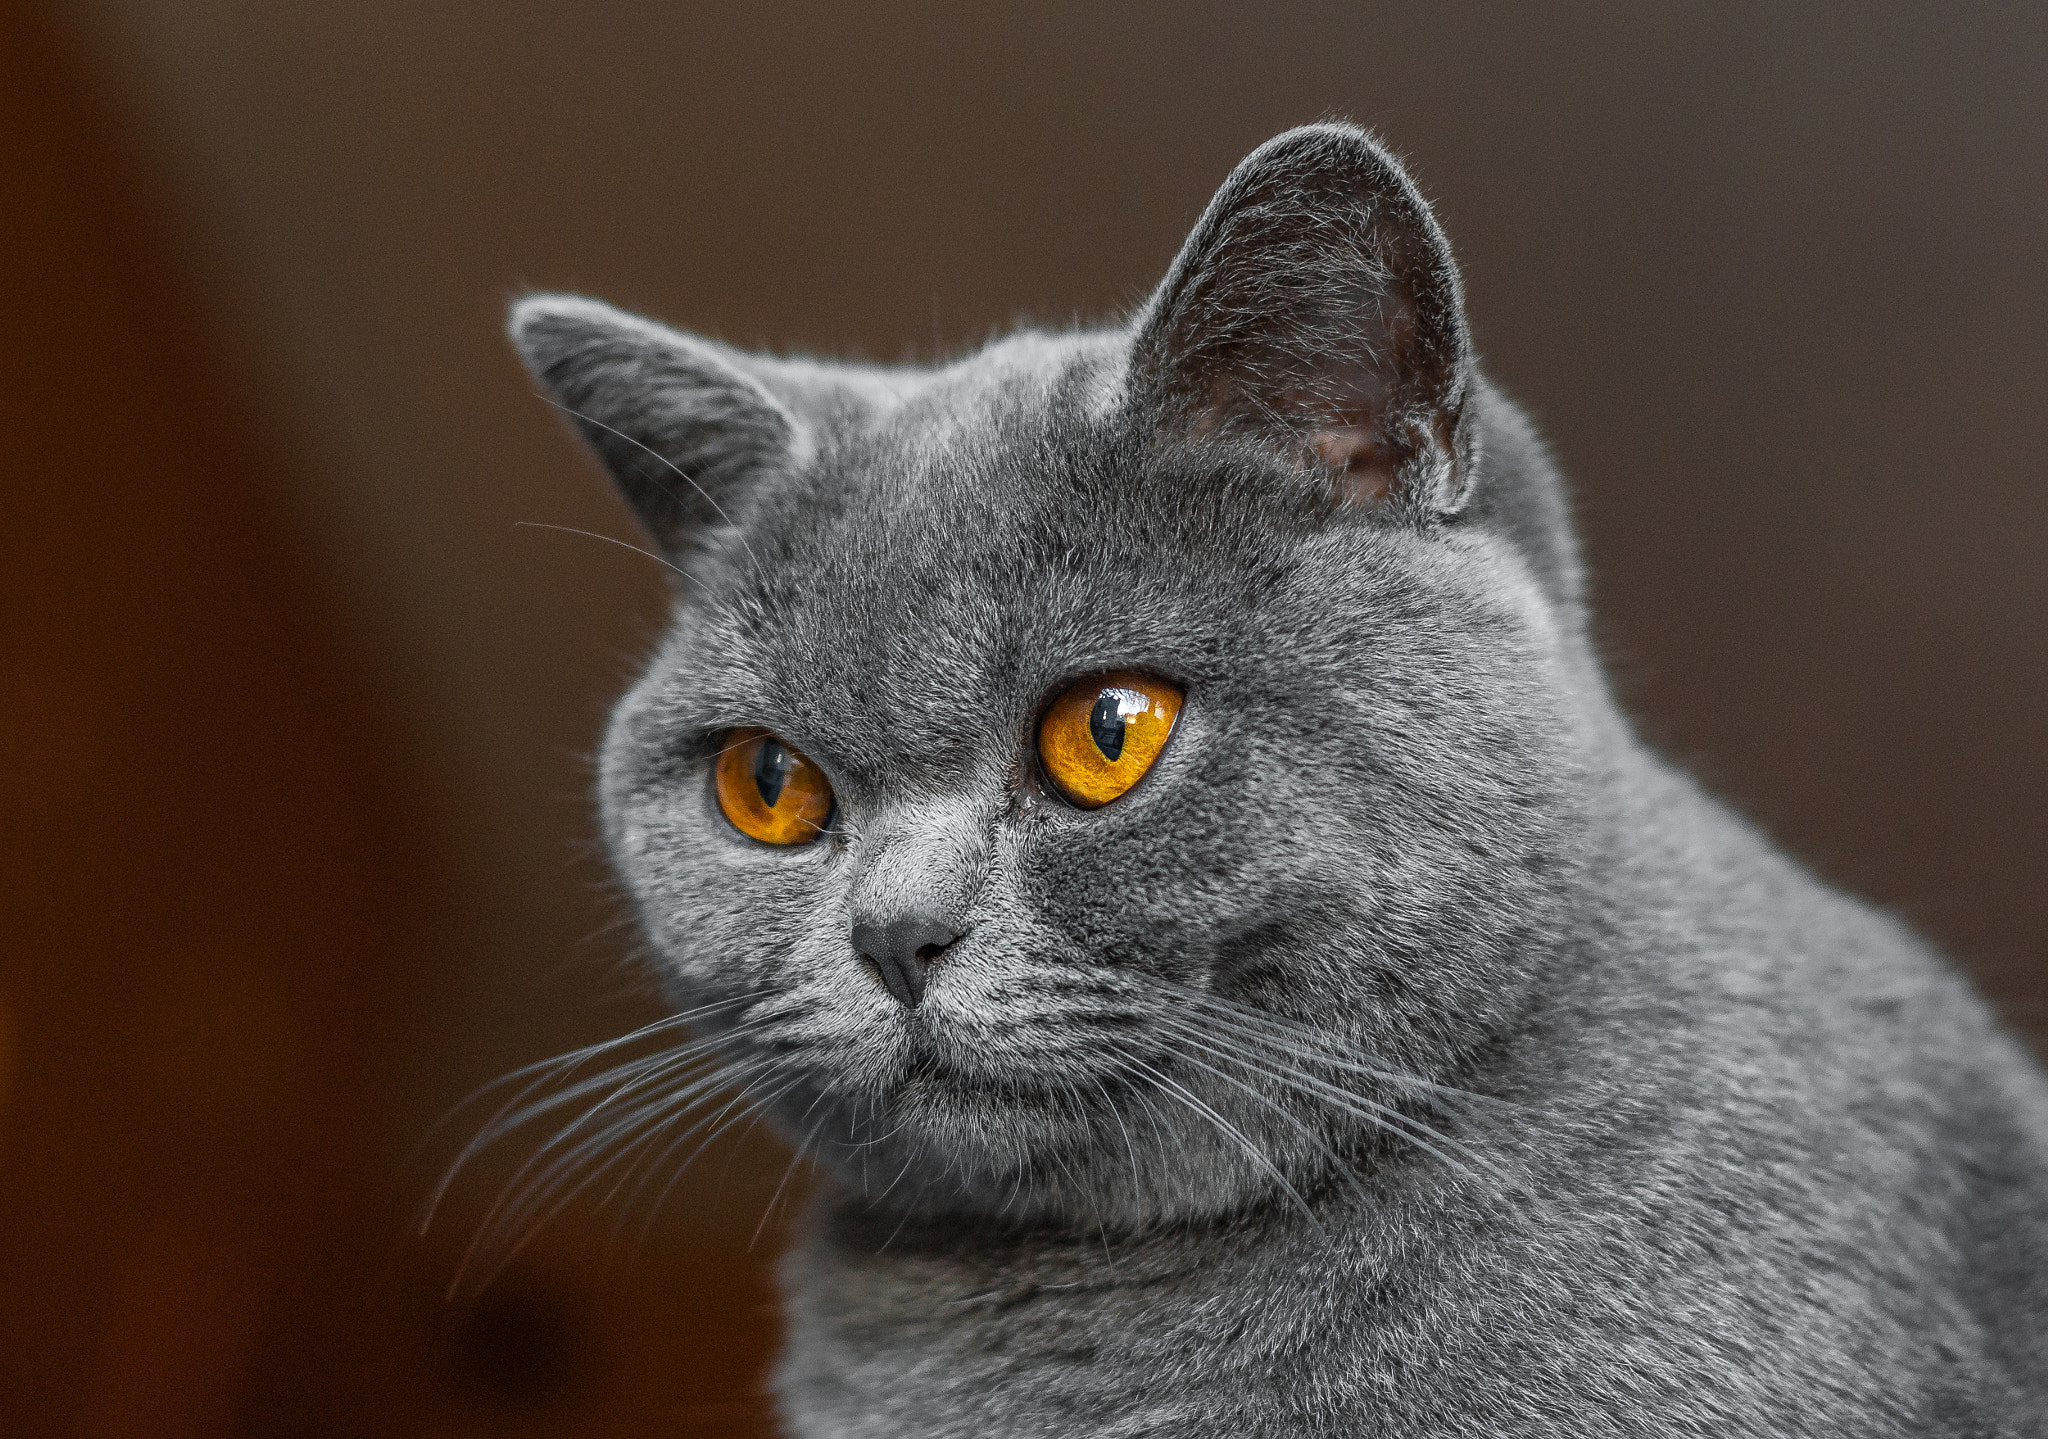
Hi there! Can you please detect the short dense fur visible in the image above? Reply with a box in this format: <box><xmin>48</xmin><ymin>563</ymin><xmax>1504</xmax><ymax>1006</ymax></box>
<box><xmin>511</xmin><ymin>125</ymin><xmax>2048</xmax><ymax>1435</ymax></box>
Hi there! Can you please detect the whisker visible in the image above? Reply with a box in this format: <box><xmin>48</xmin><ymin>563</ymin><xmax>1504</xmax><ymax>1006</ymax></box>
<box><xmin>1163</xmin><ymin>984</ymin><xmax>1524</xmax><ymax>1114</ymax></box>
<box><xmin>1088</xmin><ymin>1073</ymin><xmax>1145</xmax><ymax>1207</ymax></box>
<box><xmin>873</xmin><ymin>1157</ymin><xmax>925</xmax><ymax>1254</ymax></box>
<box><xmin>753</xmin><ymin>1104</ymin><xmax>836</xmax><ymax>1251</ymax></box>
<box><xmin>457</xmin><ymin>1057</ymin><xmax>771</xmax><ymax>1289</ymax></box>
<box><xmin>513</xmin><ymin>521</ymin><xmax>687</xmax><ymax>579</ymax></box>
<box><xmin>420</xmin><ymin>991</ymin><xmax>773</xmax><ymax>1230</ymax></box>
<box><xmin>537</xmin><ymin>396</ymin><xmax>765</xmax><ymax>576</ymax></box>
<box><xmin>1140</xmin><ymin>1032</ymin><xmax>1372</xmax><ymax>1202</ymax></box>
<box><xmin>456</xmin><ymin>1103</ymin><xmax>694</xmax><ymax>1296</ymax></box>
<box><xmin>458</xmin><ymin>1054</ymin><xmax>795</xmax><ymax>1297</ymax></box>
<box><xmin>622</xmin><ymin>1064</ymin><xmax>810</xmax><ymax>1257</ymax></box>
<box><xmin>1154</xmin><ymin>1003</ymin><xmax>1518</xmax><ymax>1176</ymax></box>
<box><xmin>1110</xmin><ymin>1055</ymin><xmax>1323</xmax><ymax>1233</ymax></box>
<box><xmin>466</xmin><ymin>1033</ymin><xmax>724</xmax><ymax>1151</ymax></box>
<box><xmin>603</xmin><ymin>1056</ymin><xmax>785</xmax><ymax>1222</ymax></box>
<box><xmin>591</xmin><ymin>1057</ymin><xmax>790</xmax><ymax>1219</ymax></box>
<box><xmin>457</xmin><ymin>1026</ymin><xmax>754</xmax><ymax>1201</ymax></box>
<box><xmin>425</xmin><ymin>990</ymin><xmax>767</xmax><ymax>1157</ymax></box>
<box><xmin>505</xmin><ymin>1091</ymin><xmax>706</xmax><ymax>1238</ymax></box>
<box><xmin>1150</xmin><ymin>1010</ymin><xmax>1511</xmax><ymax>1190</ymax></box>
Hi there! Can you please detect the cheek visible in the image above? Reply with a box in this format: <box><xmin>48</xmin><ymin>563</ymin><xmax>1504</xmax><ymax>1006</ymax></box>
<box><xmin>1012</xmin><ymin>785</ymin><xmax>1265</xmax><ymax>969</ymax></box>
<box><xmin>612</xmin><ymin>785</ymin><xmax>849</xmax><ymax>985</ymax></box>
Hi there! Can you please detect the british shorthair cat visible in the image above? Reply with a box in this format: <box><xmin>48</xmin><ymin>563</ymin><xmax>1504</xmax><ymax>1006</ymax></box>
<box><xmin>506</xmin><ymin>124</ymin><xmax>2048</xmax><ymax>1435</ymax></box>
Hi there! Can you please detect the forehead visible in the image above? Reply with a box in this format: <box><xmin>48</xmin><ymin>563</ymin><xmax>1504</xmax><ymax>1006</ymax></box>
<box><xmin>665</xmin><ymin>335</ymin><xmax>1325</xmax><ymax>785</ymax></box>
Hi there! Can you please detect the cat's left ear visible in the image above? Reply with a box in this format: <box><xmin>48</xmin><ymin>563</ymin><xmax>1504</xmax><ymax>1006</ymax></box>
<box><xmin>1128</xmin><ymin>123</ymin><xmax>1475</xmax><ymax>515</ymax></box>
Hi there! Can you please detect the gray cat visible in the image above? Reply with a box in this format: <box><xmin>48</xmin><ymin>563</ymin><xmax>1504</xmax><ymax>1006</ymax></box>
<box><xmin>507</xmin><ymin>124</ymin><xmax>2048</xmax><ymax>1435</ymax></box>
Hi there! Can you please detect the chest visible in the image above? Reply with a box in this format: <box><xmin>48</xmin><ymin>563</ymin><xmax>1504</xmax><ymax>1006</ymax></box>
<box><xmin>764</xmin><ymin>1202</ymin><xmax>1986</xmax><ymax>1439</ymax></box>
<box><xmin>774</xmin><ymin>1231</ymin><xmax>1341</xmax><ymax>1436</ymax></box>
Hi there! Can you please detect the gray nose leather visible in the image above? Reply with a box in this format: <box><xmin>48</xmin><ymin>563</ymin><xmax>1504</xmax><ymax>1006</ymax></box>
<box><xmin>852</xmin><ymin>916</ymin><xmax>962</xmax><ymax>1007</ymax></box>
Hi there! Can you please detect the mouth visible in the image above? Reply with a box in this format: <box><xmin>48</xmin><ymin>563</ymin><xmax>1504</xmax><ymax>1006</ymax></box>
<box><xmin>884</xmin><ymin>1033</ymin><xmax>1143</xmax><ymax>1127</ymax></box>
<box><xmin>894</xmin><ymin>1036</ymin><xmax>1013</xmax><ymax>1101</ymax></box>
<box><xmin>874</xmin><ymin>1043</ymin><xmax>1028</xmax><ymax>1121</ymax></box>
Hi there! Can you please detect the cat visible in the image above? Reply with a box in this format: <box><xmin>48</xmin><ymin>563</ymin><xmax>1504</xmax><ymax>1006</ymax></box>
<box><xmin>507</xmin><ymin>123</ymin><xmax>2048</xmax><ymax>1436</ymax></box>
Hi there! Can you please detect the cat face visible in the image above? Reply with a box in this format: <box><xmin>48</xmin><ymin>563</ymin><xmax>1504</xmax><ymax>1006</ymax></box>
<box><xmin>517</xmin><ymin>126</ymin><xmax>1591</xmax><ymax>1225</ymax></box>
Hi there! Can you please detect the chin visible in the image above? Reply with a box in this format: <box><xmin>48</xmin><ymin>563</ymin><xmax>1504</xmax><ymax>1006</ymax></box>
<box><xmin>795</xmin><ymin>1060</ymin><xmax>1108</xmax><ymax>1214</ymax></box>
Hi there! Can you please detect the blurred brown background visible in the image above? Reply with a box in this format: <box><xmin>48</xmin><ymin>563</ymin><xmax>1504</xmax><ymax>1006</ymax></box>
<box><xmin>3</xmin><ymin>1</ymin><xmax>2042</xmax><ymax>1434</ymax></box>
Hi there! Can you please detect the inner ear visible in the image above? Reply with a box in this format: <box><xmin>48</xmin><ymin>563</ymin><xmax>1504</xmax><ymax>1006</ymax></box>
<box><xmin>1131</xmin><ymin>123</ymin><xmax>1475</xmax><ymax>514</ymax></box>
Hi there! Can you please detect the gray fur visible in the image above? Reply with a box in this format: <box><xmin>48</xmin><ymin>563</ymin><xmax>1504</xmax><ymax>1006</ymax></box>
<box><xmin>510</xmin><ymin>123</ymin><xmax>2048</xmax><ymax>1435</ymax></box>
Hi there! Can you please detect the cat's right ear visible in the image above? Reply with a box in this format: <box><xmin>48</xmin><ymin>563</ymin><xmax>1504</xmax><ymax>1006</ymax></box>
<box><xmin>509</xmin><ymin>294</ymin><xmax>806</xmax><ymax>553</ymax></box>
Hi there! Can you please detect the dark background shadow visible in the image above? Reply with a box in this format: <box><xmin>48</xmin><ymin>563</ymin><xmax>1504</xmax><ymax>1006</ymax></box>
<box><xmin>3</xmin><ymin>2</ymin><xmax>2042</xmax><ymax>1433</ymax></box>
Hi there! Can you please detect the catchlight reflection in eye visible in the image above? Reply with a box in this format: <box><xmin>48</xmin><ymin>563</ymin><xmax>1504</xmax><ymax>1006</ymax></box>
<box><xmin>715</xmin><ymin>728</ymin><xmax>834</xmax><ymax>844</ymax></box>
<box><xmin>1037</xmin><ymin>672</ymin><xmax>1182</xmax><ymax>809</ymax></box>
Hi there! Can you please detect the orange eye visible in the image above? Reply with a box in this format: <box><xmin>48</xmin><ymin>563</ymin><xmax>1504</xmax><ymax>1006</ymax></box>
<box><xmin>714</xmin><ymin>728</ymin><xmax>834</xmax><ymax>845</ymax></box>
<box><xmin>1037</xmin><ymin>672</ymin><xmax>1183</xmax><ymax>809</ymax></box>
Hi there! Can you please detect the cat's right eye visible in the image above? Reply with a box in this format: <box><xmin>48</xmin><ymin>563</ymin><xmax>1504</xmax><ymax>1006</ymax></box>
<box><xmin>714</xmin><ymin>728</ymin><xmax>834</xmax><ymax>845</ymax></box>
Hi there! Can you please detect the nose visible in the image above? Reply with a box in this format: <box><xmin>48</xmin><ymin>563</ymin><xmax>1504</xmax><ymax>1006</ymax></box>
<box><xmin>851</xmin><ymin>916</ymin><xmax>963</xmax><ymax>1008</ymax></box>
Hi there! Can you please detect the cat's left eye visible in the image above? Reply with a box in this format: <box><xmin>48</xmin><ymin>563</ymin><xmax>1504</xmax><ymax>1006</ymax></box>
<box><xmin>1037</xmin><ymin>672</ymin><xmax>1183</xmax><ymax>809</ymax></box>
<box><xmin>714</xmin><ymin>728</ymin><xmax>834</xmax><ymax>845</ymax></box>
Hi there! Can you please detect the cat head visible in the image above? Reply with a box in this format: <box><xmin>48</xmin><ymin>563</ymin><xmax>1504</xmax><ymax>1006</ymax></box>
<box><xmin>512</xmin><ymin>124</ymin><xmax>1595</xmax><ymax>1226</ymax></box>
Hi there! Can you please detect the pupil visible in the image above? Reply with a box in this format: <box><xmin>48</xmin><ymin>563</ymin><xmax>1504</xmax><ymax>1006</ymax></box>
<box><xmin>754</xmin><ymin>737</ymin><xmax>794</xmax><ymax>808</ymax></box>
<box><xmin>1088</xmin><ymin>693</ymin><xmax>1127</xmax><ymax>762</ymax></box>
